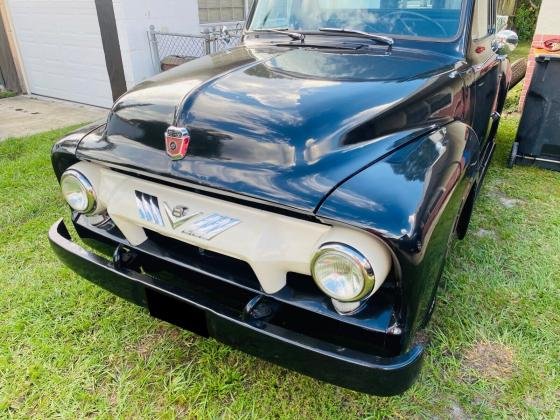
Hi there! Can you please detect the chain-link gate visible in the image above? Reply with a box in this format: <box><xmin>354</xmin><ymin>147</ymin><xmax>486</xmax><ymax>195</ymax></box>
<box><xmin>148</xmin><ymin>25</ymin><xmax>244</xmax><ymax>72</ymax></box>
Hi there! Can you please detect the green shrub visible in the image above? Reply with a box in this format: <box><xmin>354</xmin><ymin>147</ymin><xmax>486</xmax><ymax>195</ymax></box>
<box><xmin>514</xmin><ymin>0</ymin><xmax>540</xmax><ymax>41</ymax></box>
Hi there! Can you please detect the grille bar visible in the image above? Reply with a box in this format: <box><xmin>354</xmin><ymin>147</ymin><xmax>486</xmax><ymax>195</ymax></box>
<box><xmin>135</xmin><ymin>191</ymin><xmax>164</xmax><ymax>227</ymax></box>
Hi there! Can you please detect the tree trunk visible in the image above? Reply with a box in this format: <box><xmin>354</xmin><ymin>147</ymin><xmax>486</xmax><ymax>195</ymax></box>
<box><xmin>498</xmin><ymin>0</ymin><xmax>518</xmax><ymax>15</ymax></box>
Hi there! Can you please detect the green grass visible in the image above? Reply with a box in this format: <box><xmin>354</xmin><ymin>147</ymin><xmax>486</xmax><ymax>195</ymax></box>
<box><xmin>509</xmin><ymin>40</ymin><xmax>532</xmax><ymax>63</ymax></box>
<box><xmin>1</xmin><ymin>116</ymin><xmax>559</xmax><ymax>418</ymax></box>
<box><xmin>0</xmin><ymin>91</ymin><xmax>17</xmax><ymax>99</ymax></box>
<box><xmin>504</xmin><ymin>82</ymin><xmax>523</xmax><ymax>114</ymax></box>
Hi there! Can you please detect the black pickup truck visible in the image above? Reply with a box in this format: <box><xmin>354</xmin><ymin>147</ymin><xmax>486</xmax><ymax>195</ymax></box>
<box><xmin>49</xmin><ymin>0</ymin><xmax>518</xmax><ymax>395</ymax></box>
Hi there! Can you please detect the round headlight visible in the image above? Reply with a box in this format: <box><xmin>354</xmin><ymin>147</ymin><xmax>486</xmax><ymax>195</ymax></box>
<box><xmin>60</xmin><ymin>170</ymin><xmax>97</xmax><ymax>214</ymax></box>
<box><xmin>311</xmin><ymin>243</ymin><xmax>375</xmax><ymax>303</ymax></box>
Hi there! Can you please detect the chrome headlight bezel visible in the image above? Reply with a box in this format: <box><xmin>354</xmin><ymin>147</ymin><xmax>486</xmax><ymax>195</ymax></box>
<box><xmin>60</xmin><ymin>169</ymin><xmax>97</xmax><ymax>215</ymax></box>
<box><xmin>310</xmin><ymin>243</ymin><xmax>376</xmax><ymax>303</ymax></box>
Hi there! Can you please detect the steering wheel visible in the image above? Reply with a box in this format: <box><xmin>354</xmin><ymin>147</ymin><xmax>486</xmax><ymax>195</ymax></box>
<box><xmin>382</xmin><ymin>11</ymin><xmax>448</xmax><ymax>37</ymax></box>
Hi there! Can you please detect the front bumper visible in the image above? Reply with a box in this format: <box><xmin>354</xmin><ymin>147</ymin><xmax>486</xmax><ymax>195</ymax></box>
<box><xmin>48</xmin><ymin>218</ymin><xmax>424</xmax><ymax>396</ymax></box>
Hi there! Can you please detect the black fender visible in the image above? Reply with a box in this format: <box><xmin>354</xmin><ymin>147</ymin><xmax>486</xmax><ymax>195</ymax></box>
<box><xmin>317</xmin><ymin>121</ymin><xmax>480</xmax><ymax>349</ymax></box>
<box><xmin>51</xmin><ymin>121</ymin><xmax>106</xmax><ymax>181</ymax></box>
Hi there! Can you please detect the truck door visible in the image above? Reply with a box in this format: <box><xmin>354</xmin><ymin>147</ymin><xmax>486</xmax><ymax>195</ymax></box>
<box><xmin>466</xmin><ymin>0</ymin><xmax>501</xmax><ymax>148</ymax></box>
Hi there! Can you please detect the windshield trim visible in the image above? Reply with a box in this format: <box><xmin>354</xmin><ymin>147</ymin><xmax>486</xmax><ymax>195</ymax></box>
<box><xmin>245</xmin><ymin>0</ymin><xmax>470</xmax><ymax>44</ymax></box>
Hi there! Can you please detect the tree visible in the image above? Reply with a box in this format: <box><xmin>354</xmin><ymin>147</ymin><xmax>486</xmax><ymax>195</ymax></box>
<box><xmin>513</xmin><ymin>0</ymin><xmax>542</xmax><ymax>41</ymax></box>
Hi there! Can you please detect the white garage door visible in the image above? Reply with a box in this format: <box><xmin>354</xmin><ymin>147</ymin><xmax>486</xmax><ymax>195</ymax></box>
<box><xmin>8</xmin><ymin>0</ymin><xmax>113</xmax><ymax>107</ymax></box>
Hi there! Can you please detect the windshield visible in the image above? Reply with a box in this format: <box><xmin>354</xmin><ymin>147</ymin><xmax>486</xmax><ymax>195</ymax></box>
<box><xmin>249</xmin><ymin>0</ymin><xmax>465</xmax><ymax>40</ymax></box>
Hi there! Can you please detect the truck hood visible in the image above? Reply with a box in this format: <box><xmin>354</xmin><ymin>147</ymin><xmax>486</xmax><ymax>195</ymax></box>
<box><xmin>78</xmin><ymin>45</ymin><xmax>460</xmax><ymax>213</ymax></box>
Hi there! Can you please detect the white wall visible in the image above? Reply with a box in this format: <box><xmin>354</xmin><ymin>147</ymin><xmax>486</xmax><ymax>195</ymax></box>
<box><xmin>113</xmin><ymin>0</ymin><xmax>200</xmax><ymax>90</ymax></box>
<box><xmin>535</xmin><ymin>0</ymin><xmax>560</xmax><ymax>34</ymax></box>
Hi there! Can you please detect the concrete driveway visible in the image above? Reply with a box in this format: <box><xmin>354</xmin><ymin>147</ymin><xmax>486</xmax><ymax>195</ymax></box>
<box><xmin>0</xmin><ymin>95</ymin><xmax>108</xmax><ymax>141</ymax></box>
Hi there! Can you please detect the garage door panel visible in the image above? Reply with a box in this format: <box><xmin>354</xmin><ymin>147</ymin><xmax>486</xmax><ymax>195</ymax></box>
<box><xmin>28</xmin><ymin>71</ymin><xmax>65</xmax><ymax>92</ymax></box>
<box><xmin>25</xmin><ymin>53</ymin><xmax>109</xmax><ymax>80</ymax></box>
<box><xmin>8</xmin><ymin>0</ymin><xmax>113</xmax><ymax>107</ymax></box>
<box><xmin>64</xmin><ymin>46</ymin><xmax>107</xmax><ymax>67</ymax></box>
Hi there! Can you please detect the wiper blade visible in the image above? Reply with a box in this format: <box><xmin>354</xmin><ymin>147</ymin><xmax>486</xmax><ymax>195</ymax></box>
<box><xmin>275</xmin><ymin>42</ymin><xmax>361</xmax><ymax>51</ymax></box>
<box><xmin>253</xmin><ymin>28</ymin><xmax>305</xmax><ymax>42</ymax></box>
<box><xmin>318</xmin><ymin>28</ymin><xmax>394</xmax><ymax>50</ymax></box>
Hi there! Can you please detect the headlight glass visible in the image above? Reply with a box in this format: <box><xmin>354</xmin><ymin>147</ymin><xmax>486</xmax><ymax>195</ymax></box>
<box><xmin>61</xmin><ymin>170</ymin><xmax>97</xmax><ymax>214</ymax></box>
<box><xmin>311</xmin><ymin>244</ymin><xmax>375</xmax><ymax>303</ymax></box>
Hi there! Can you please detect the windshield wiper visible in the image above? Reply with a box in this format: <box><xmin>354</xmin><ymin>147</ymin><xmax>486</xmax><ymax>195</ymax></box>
<box><xmin>253</xmin><ymin>28</ymin><xmax>305</xmax><ymax>42</ymax></box>
<box><xmin>318</xmin><ymin>28</ymin><xmax>394</xmax><ymax>51</ymax></box>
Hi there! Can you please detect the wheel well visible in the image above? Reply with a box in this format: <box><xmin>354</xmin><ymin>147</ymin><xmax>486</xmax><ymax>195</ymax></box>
<box><xmin>456</xmin><ymin>183</ymin><xmax>477</xmax><ymax>240</ymax></box>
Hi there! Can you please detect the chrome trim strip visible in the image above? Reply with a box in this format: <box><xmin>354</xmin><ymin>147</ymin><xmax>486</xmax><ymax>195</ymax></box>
<box><xmin>141</xmin><ymin>195</ymin><xmax>155</xmax><ymax>224</ymax></box>
<box><xmin>135</xmin><ymin>190</ymin><xmax>238</xmax><ymax>239</ymax></box>
<box><xmin>135</xmin><ymin>191</ymin><xmax>164</xmax><ymax>227</ymax></box>
<box><xmin>532</xmin><ymin>157</ymin><xmax>560</xmax><ymax>164</ymax></box>
<box><xmin>184</xmin><ymin>214</ymin><xmax>240</xmax><ymax>240</ymax></box>
<box><xmin>134</xmin><ymin>191</ymin><xmax>148</xmax><ymax>221</ymax></box>
<box><xmin>149</xmin><ymin>195</ymin><xmax>164</xmax><ymax>226</ymax></box>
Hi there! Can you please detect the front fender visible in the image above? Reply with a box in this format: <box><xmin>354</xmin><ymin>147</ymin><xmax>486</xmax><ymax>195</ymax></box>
<box><xmin>317</xmin><ymin>121</ymin><xmax>480</xmax><ymax>348</ymax></box>
<box><xmin>51</xmin><ymin>121</ymin><xmax>106</xmax><ymax>181</ymax></box>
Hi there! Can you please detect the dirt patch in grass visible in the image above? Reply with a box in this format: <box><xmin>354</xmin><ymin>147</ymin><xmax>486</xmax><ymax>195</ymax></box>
<box><xmin>463</xmin><ymin>341</ymin><xmax>516</xmax><ymax>381</ymax></box>
<box><xmin>132</xmin><ymin>323</ymin><xmax>187</xmax><ymax>361</ymax></box>
<box><xmin>475</xmin><ymin>228</ymin><xmax>497</xmax><ymax>239</ymax></box>
<box><xmin>449</xmin><ymin>401</ymin><xmax>468</xmax><ymax>420</ymax></box>
<box><xmin>487</xmin><ymin>187</ymin><xmax>524</xmax><ymax>209</ymax></box>
<box><xmin>498</xmin><ymin>197</ymin><xmax>522</xmax><ymax>209</ymax></box>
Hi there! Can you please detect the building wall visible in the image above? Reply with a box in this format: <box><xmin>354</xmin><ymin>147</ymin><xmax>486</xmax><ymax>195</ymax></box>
<box><xmin>519</xmin><ymin>0</ymin><xmax>560</xmax><ymax>109</ymax></box>
<box><xmin>3</xmin><ymin>0</ymin><xmax>241</xmax><ymax>103</ymax></box>
<box><xmin>6</xmin><ymin>0</ymin><xmax>114</xmax><ymax>106</ymax></box>
<box><xmin>113</xmin><ymin>0</ymin><xmax>200</xmax><ymax>90</ymax></box>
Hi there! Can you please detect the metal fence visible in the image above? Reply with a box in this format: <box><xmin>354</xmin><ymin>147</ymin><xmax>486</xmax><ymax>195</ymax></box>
<box><xmin>148</xmin><ymin>25</ymin><xmax>244</xmax><ymax>72</ymax></box>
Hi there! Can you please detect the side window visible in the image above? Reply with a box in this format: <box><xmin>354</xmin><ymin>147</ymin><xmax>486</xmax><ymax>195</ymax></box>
<box><xmin>488</xmin><ymin>0</ymin><xmax>496</xmax><ymax>34</ymax></box>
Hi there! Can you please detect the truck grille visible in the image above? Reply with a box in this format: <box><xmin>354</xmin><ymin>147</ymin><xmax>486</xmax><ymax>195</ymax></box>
<box><xmin>135</xmin><ymin>191</ymin><xmax>164</xmax><ymax>227</ymax></box>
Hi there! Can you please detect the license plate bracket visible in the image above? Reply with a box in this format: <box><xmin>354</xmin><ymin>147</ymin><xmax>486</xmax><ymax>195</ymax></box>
<box><xmin>146</xmin><ymin>288</ymin><xmax>209</xmax><ymax>337</ymax></box>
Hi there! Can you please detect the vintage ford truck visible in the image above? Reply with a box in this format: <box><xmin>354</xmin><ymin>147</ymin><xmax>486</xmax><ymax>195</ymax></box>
<box><xmin>49</xmin><ymin>0</ymin><xmax>518</xmax><ymax>395</ymax></box>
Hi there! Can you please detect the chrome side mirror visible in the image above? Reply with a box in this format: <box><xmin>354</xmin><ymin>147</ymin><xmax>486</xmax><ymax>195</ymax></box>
<box><xmin>493</xmin><ymin>30</ymin><xmax>519</xmax><ymax>56</ymax></box>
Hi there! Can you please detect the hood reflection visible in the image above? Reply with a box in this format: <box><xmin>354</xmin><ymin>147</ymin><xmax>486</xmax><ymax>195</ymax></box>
<box><xmin>79</xmin><ymin>44</ymin><xmax>461</xmax><ymax>212</ymax></box>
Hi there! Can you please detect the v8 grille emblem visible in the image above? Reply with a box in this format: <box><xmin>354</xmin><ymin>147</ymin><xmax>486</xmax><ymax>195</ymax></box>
<box><xmin>162</xmin><ymin>202</ymin><xmax>201</xmax><ymax>230</ymax></box>
<box><xmin>135</xmin><ymin>191</ymin><xmax>240</xmax><ymax>240</ymax></box>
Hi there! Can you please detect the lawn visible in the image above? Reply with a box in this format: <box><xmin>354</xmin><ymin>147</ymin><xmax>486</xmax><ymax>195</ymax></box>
<box><xmin>1</xmin><ymin>116</ymin><xmax>559</xmax><ymax>418</ymax></box>
<box><xmin>0</xmin><ymin>91</ymin><xmax>17</xmax><ymax>100</ymax></box>
<box><xmin>509</xmin><ymin>40</ymin><xmax>532</xmax><ymax>63</ymax></box>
